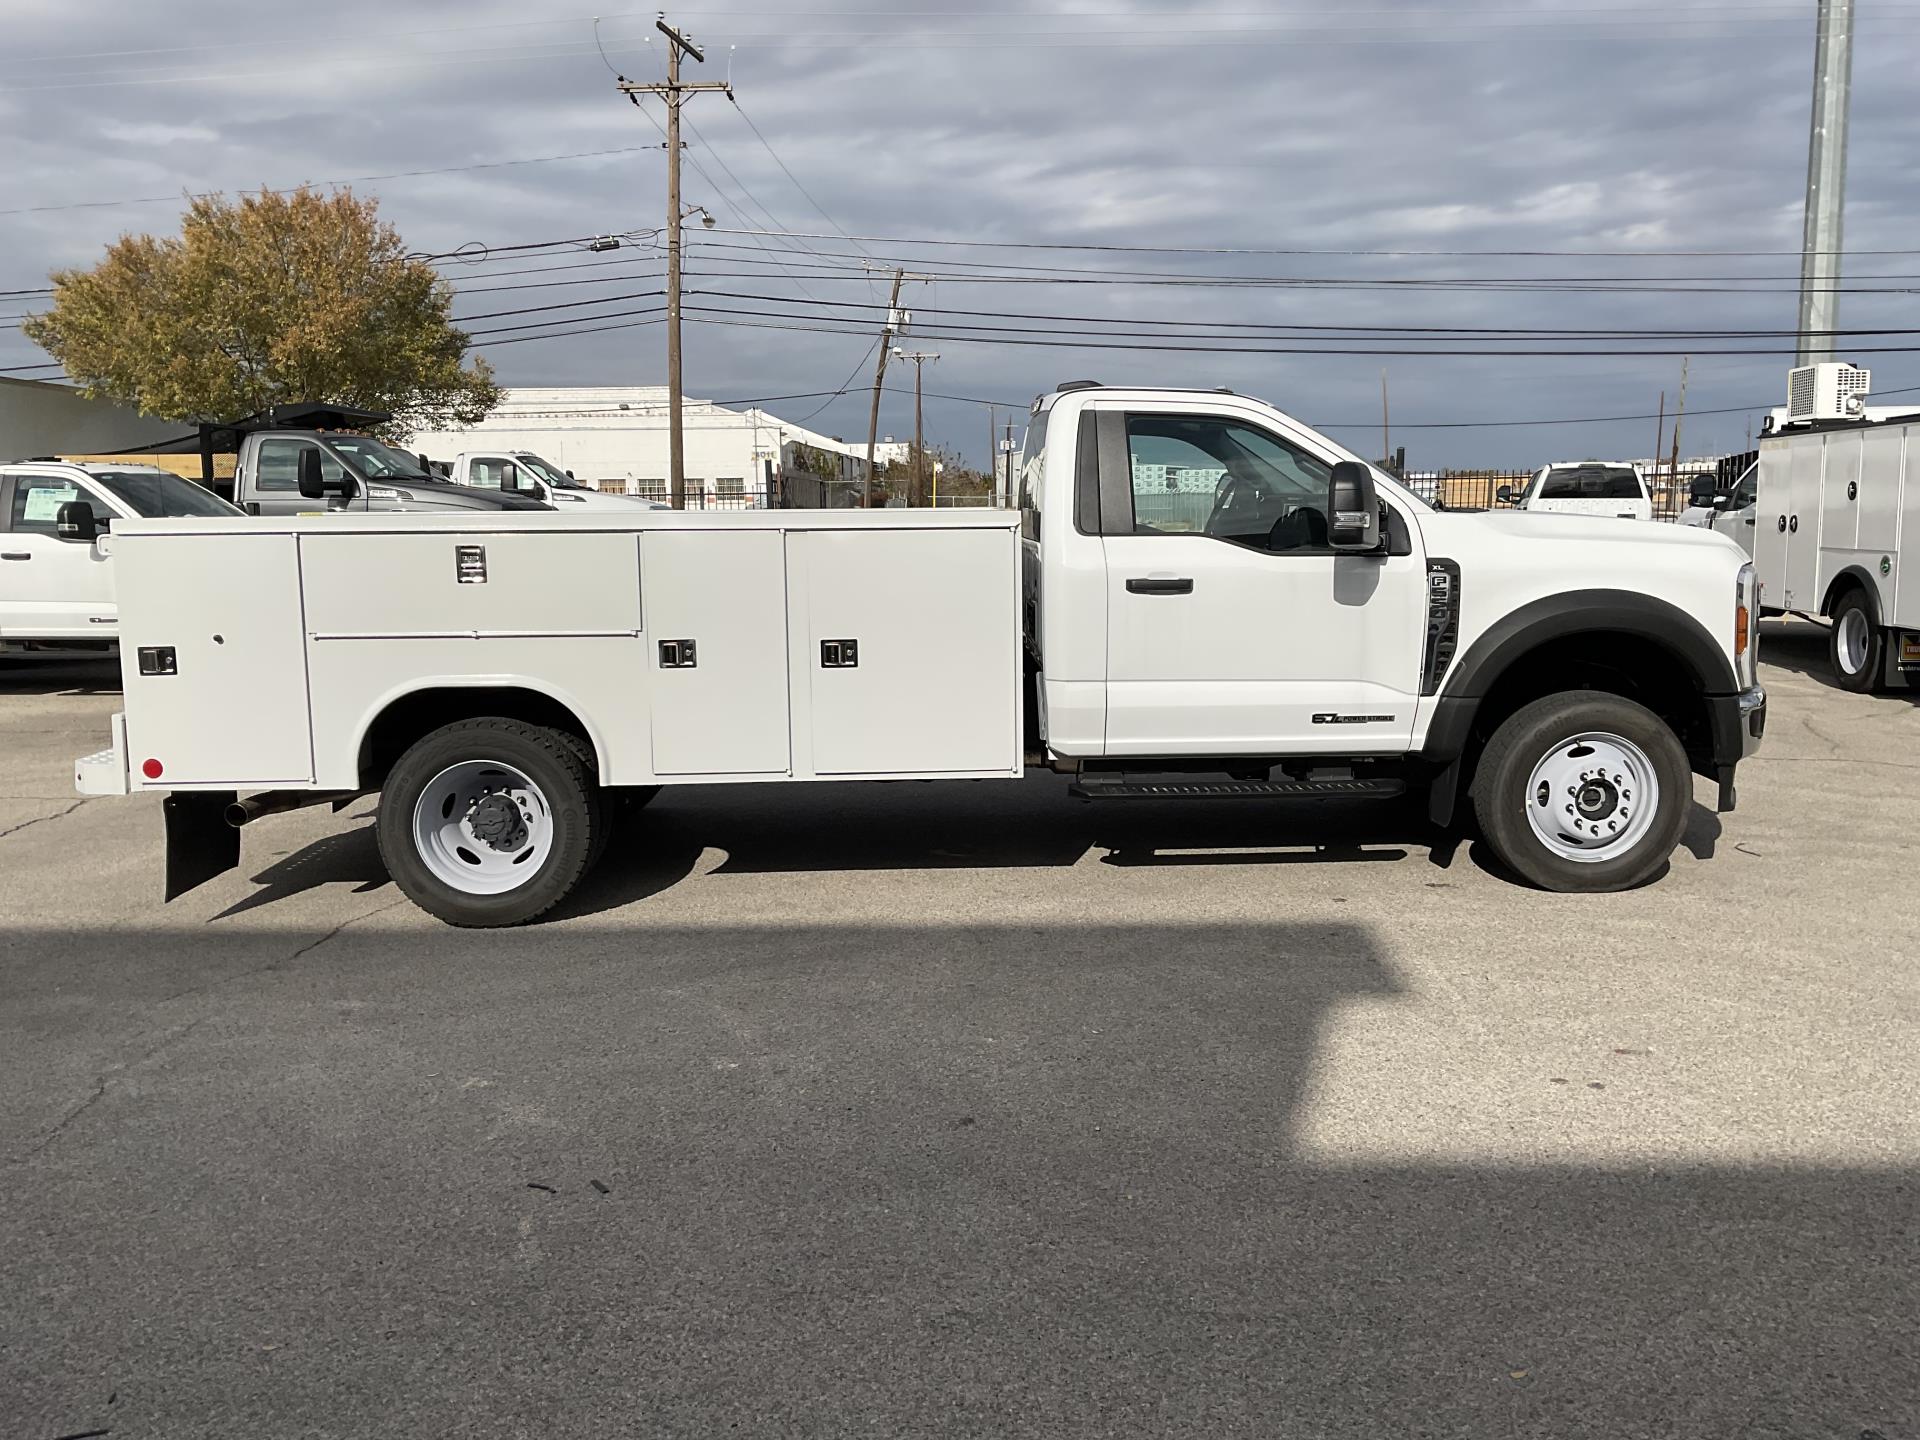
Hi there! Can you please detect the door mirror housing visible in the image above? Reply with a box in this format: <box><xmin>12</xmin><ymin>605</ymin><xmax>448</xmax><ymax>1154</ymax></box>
<box><xmin>1327</xmin><ymin>461</ymin><xmax>1383</xmax><ymax>551</ymax></box>
<box><xmin>498</xmin><ymin>462</ymin><xmax>521</xmax><ymax>492</ymax></box>
<box><xmin>55</xmin><ymin>500</ymin><xmax>101</xmax><ymax>543</ymax></box>
<box><xmin>296</xmin><ymin>447</ymin><xmax>356</xmax><ymax>500</ymax></box>
<box><xmin>1688</xmin><ymin>475</ymin><xmax>1718</xmax><ymax>507</ymax></box>
<box><xmin>1495</xmin><ymin>484</ymin><xmax>1516</xmax><ymax>504</ymax></box>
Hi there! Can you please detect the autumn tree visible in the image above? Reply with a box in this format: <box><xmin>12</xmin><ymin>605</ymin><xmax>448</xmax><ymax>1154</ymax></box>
<box><xmin>24</xmin><ymin>187</ymin><xmax>498</xmax><ymax>436</ymax></box>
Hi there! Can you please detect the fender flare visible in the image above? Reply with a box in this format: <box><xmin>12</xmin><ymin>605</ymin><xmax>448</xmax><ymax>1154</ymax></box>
<box><xmin>1820</xmin><ymin>566</ymin><xmax>1882</xmax><ymax>624</ymax></box>
<box><xmin>1421</xmin><ymin>589</ymin><xmax>1736</xmax><ymax>768</ymax></box>
<box><xmin>344</xmin><ymin>675</ymin><xmax>613</xmax><ymax>788</ymax></box>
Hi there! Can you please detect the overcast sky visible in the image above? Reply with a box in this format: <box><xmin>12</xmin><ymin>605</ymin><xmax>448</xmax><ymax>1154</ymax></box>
<box><xmin>5</xmin><ymin>1</ymin><xmax>1918</xmax><ymax>468</ymax></box>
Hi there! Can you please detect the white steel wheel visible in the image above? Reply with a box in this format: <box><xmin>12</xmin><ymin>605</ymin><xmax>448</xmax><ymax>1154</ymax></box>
<box><xmin>1836</xmin><ymin>606</ymin><xmax>1871</xmax><ymax>677</ymax></box>
<box><xmin>412</xmin><ymin>759</ymin><xmax>555</xmax><ymax>894</ymax></box>
<box><xmin>1523</xmin><ymin>732</ymin><xmax>1659</xmax><ymax>863</ymax></box>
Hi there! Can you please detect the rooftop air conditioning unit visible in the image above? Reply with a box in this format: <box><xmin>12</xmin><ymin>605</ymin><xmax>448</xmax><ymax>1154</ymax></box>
<box><xmin>1786</xmin><ymin>362</ymin><xmax>1870</xmax><ymax>424</ymax></box>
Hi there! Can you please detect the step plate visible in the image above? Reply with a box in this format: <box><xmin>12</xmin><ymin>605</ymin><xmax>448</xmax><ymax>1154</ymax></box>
<box><xmin>1070</xmin><ymin>777</ymin><xmax>1405</xmax><ymax>801</ymax></box>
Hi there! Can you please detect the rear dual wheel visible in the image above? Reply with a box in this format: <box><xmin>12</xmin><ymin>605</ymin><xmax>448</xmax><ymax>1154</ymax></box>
<box><xmin>1830</xmin><ymin>590</ymin><xmax>1882</xmax><ymax>694</ymax></box>
<box><xmin>378</xmin><ymin>718</ymin><xmax>601</xmax><ymax>927</ymax></box>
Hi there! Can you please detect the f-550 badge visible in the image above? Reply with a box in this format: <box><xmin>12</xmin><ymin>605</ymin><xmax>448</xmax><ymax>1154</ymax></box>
<box><xmin>1312</xmin><ymin>713</ymin><xmax>1396</xmax><ymax>725</ymax></box>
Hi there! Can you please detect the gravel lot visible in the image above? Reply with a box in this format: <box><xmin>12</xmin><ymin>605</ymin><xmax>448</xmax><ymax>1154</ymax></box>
<box><xmin>2</xmin><ymin>619</ymin><xmax>1915</xmax><ymax>1438</ymax></box>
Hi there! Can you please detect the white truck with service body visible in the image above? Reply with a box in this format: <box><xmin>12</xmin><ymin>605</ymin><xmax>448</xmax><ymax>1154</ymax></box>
<box><xmin>1</xmin><ymin>461</ymin><xmax>241</xmax><ymax>650</ymax></box>
<box><xmin>76</xmin><ymin>382</ymin><xmax>1765</xmax><ymax>926</ymax></box>
<box><xmin>439</xmin><ymin>450</ymin><xmax>670</xmax><ymax>509</ymax></box>
<box><xmin>1751</xmin><ymin>364</ymin><xmax>1920</xmax><ymax>690</ymax></box>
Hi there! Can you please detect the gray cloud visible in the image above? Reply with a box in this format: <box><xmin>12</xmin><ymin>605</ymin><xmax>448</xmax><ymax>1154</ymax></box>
<box><xmin>4</xmin><ymin>1</ymin><xmax>1917</xmax><ymax>467</ymax></box>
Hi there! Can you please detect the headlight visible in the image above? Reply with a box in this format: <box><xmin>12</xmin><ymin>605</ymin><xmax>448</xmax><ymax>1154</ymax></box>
<box><xmin>1735</xmin><ymin>562</ymin><xmax>1757</xmax><ymax>687</ymax></box>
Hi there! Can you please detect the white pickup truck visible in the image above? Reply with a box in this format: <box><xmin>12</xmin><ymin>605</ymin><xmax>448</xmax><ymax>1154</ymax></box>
<box><xmin>75</xmin><ymin>382</ymin><xmax>1765</xmax><ymax>926</ymax></box>
<box><xmin>438</xmin><ymin>450</ymin><xmax>669</xmax><ymax>510</ymax></box>
<box><xmin>1499</xmin><ymin>462</ymin><xmax>1654</xmax><ymax>521</ymax></box>
<box><xmin>0</xmin><ymin>461</ymin><xmax>241</xmax><ymax>649</ymax></box>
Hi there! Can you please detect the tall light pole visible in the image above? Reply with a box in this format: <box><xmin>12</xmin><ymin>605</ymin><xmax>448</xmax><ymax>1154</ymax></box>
<box><xmin>619</xmin><ymin>15</ymin><xmax>730</xmax><ymax>508</ymax></box>
<box><xmin>1797</xmin><ymin>0</ymin><xmax>1854</xmax><ymax>368</ymax></box>
<box><xmin>893</xmin><ymin>349</ymin><xmax>938</xmax><ymax>506</ymax></box>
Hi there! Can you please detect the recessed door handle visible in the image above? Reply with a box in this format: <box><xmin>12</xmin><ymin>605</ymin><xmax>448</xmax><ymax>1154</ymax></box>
<box><xmin>1743</xmin><ymin>518</ymin><xmax>1755</xmax><ymax>526</ymax></box>
<box><xmin>1126</xmin><ymin>577</ymin><xmax>1193</xmax><ymax>595</ymax></box>
<box><xmin>1</xmin><ymin>552</ymin><xmax>30</xmax><ymax>561</ymax></box>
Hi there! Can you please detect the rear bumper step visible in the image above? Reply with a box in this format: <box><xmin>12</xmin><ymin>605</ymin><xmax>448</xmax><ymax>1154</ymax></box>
<box><xmin>1070</xmin><ymin>777</ymin><xmax>1405</xmax><ymax>801</ymax></box>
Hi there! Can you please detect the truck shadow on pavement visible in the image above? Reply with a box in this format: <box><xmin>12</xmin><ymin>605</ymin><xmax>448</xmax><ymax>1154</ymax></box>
<box><xmin>1</xmin><ymin>918</ymin><xmax>1910</xmax><ymax>1438</ymax></box>
<box><xmin>219</xmin><ymin>776</ymin><xmax>1727</xmax><ymax>920</ymax></box>
<box><xmin>0</xmin><ymin>656</ymin><xmax>120</xmax><ymax>696</ymax></box>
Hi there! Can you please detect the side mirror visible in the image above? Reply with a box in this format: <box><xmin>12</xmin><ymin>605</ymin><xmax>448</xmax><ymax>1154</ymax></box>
<box><xmin>499</xmin><ymin>463</ymin><xmax>521</xmax><ymax>492</ymax></box>
<box><xmin>565</xmin><ymin>469</ymin><xmax>576</xmax><ymax>480</ymax></box>
<box><xmin>56</xmin><ymin>500</ymin><xmax>100</xmax><ymax>543</ymax></box>
<box><xmin>297</xmin><ymin>447</ymin><xmax>355</xmax><ymax>500</ymax></box>
<box><xmin>1688</xmin><ymin>476</ymin><xmax>1718</xmax><ymax>507</ymax></box>
<box><xmin>1495</xmin><ymin>484</ymin><xmax>1515</xmax><ymax>504</ymax></box>
<box><xmin>417</xmin><ymin>453</ymin><xmax>433</xmax><ymax>474</ymax></box>
<box><xmin>1327</xmin><ymin>460</ymin><xmax>1382</xmax><ymax>551</ymax></box>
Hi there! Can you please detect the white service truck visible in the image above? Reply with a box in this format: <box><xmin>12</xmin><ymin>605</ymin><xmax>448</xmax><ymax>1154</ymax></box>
<box><xmin>1750</xmin><ymin>364</ymin><xmax>1920</xmax><ymax>691</ymax></box>
<box><xmin>75</xmin><ymin>382</ymin><xmax>1765</xmax><ymax>926</ymax></box>
<box><xmin>438</xmin><ymin>450</ymin><xmax>670</xmax><ymax>510</ymax></box>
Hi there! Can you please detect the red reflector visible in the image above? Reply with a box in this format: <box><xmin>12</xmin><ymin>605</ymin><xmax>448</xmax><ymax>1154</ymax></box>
<box><xmin>141</xmin><ymin>758</ymin><xmax>163</xmax><ymax>779</ymax></box>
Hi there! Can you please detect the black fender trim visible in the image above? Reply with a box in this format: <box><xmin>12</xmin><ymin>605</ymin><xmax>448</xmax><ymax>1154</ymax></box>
<box><xmin>1419</xmin><ymin>589</ymin><xmax>1737</xmax><ymax>772</ymax></box>
<box><xmin>1820</xmin><ymin>566</ymin><xmax>1882</xmax><ymax>623</ymax></box>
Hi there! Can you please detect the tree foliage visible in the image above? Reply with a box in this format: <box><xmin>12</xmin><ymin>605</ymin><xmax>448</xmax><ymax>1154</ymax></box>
<box><xmin>24</xmin><ymin>187</ymin><xmax>499</xmax><ymax>436</ymax></box>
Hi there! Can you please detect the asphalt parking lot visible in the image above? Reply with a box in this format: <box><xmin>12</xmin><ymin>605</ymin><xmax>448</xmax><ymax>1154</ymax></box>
<box><xmin>2</xmin><ymin>619</ymin><xmax>1915</xmax><ymax>1438</ymax></box>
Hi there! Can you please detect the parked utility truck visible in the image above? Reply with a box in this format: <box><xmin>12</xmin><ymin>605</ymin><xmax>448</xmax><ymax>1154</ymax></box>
<box><xmin>1749</xmin><ymin>363</ymin><xmax>1920</xmax><ymax>690</ymax></box>
<box><xmin>438</xmin><ymin>450</ymin><xmax>670</xmax><ymax>510</ymax></box>
<box><xmin>76</xmin><ymin>382</ymin><xmax>1764</xmax><ymax>926</ymax></box>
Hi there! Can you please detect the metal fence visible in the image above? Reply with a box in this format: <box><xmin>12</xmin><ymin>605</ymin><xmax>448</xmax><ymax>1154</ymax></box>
<box><xmin>1398</xmin><ymin>470</ymin><xmax>1704</xmax><ymax>522</ymax></box>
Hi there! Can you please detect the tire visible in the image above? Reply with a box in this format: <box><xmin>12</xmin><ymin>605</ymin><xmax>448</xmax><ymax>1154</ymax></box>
<box><xmin>551</xmin><ymin>729</ymin><xmax>612</xmax><ymax>872</ymax></box>
<box><xmin>1829</xmin><ymin>589</ymin><xmax>1883</xmax><ymax>694</ymax></box>
<box><xmin>1472</xmin><ymin>691</ymin><xmax>1691</xmax><ymax>893</ymax></box>
<box><xmin>376</xmin><ymin>718</ymin><xmax>598</xmax><ymax>927</ymax></box>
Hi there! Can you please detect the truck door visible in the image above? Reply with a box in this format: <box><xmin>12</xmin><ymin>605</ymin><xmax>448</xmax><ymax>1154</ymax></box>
<box><xmin>1712</xmin><ymin>465</ymin><xmax>1758</xmax><ymax>559</ymax></box>
<box><xmin>245</xmin><ymin>436</ymin><xmax>349</xmax><ymax>515</ymax></box>
<box><xmin>0</xmin><ymin>472</ymin><xmax>117</xmax><ymax>640</ymax></box>
<box><xmin>1096</xmin><ymin>408</ymin><xmax>1426</xmax><ymax>756</ymax></box>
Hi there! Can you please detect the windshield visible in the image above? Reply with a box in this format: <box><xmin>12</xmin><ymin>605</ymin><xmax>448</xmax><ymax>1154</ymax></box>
<box><xmin>514</xmin><ymin>453</ymin><xmax>585</xmax><ymax>489</ymax></box>
<box><xmin>327</xmin><ymin>436</ymin><xmax>434</xmax><ymax>481</ymax></box>
<box><xmin>86</xmin><ymin>470</ymin><xmax>242</xmax><ymax>518</ymax></box>
<box><xmin>1539</xmin><ymin>466</ymin><xmax>1642</xmax><ymax>500</ymax></box>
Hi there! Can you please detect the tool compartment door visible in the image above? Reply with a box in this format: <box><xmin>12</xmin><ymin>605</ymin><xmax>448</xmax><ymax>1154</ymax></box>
<box><xmin>642</xmin><ymin>529</ymin><xmax>791</xmax><ymax>776</ymax></box>
<box><xmin>117</xmin><ymin>531</ymin><xmax>313</xmax><ymax>786</ymax></box>
<box><xmin>795</xmin><ymin>526</ymin><xmax>1019</xmax><ymax>776</ymax></box>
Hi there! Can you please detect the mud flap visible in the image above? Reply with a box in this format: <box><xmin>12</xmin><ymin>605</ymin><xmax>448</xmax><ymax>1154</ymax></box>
<box><xmin>163</xmin><ymin>791</ymin><xmax>239</xmax><ymax>901</ymax></box>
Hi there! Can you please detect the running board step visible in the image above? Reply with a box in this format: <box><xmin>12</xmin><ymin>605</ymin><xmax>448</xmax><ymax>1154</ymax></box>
<box><xmin>1069</xmin><ymin>777</ymin><xmax>1405</xmax><ymax>801</ymax></box>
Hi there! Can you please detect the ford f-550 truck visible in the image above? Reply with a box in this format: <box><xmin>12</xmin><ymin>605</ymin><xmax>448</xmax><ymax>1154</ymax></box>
<box><xmin>75</xmin><ymin>382</ymin><xmax>1765</xmax><ymax>926</ymax></box>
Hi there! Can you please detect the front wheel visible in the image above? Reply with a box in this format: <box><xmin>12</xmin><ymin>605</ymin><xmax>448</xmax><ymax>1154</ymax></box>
<box><xmin>1473</xmin><ymin>692</ymin><xmax>1691</xmax><ymax>892</ymax></box>
<box><xmin>377</xmin><ymin>718</ymin><xmax>599</xmax><ymax>927</ymax></box>
<box><xmin>1829</xmin><ymin>590</ymin><xmax>1882</xmax><ymax>693</ymax></box>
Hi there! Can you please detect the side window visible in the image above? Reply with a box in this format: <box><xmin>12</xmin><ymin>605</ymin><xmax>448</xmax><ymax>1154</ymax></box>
<box><xmin>254</xmin><ymin>438</ymin><xmax>343</xmax><ymax>492</ymax></box>
<box><xmin>1017</xmin><ymin>407</ymin><xmax>1049</xmax><ymax>541</ymax></box>
<box><xmin>1733</xmin><ymin>469</ymin><xmax>1758</xmax><ymax>508</ymax></box>
<box><xmin>1123</xmin><ymin>414</ymin><xmax>1332</xmax><ymax>554</ymax></box>
<box><xmin>9</xmin><ymin>476</ymin><xmax>93</xmax><ymax>535</ymax></box>
<box><xmin>636</xmin><ymin>478</ymin><xmax>667</xmax><ymax>502</ymax></box>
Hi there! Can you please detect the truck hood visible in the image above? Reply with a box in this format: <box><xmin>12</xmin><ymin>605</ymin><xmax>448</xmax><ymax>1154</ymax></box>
<box><xmin>367</xmin><ymin>481</ymin><xmax>551</xmax><ymax>512</ymax></box>
<box><xmin>1424</xmin><ymin>507</ymin><xmax>1742</xmax><ymax>555</ymax></box>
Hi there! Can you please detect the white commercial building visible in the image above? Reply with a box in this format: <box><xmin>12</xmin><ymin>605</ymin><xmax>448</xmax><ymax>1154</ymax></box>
<box><xmin>410</xmin><ymin>387</ymin><xmax>912</xmax><ymax>505</ymax></box>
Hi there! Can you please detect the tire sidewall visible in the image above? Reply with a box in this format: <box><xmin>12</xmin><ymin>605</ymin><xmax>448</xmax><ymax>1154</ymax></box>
<box><xmin>1830</xmin><ymin>593</ymin><xmax>1880</xmax><ymax>693</ymax></box>
<box><xmin>377</xmin><ymin>720</ymin><xmax>594</xmax><ymax>926</ymax></box>
<box><xmin>1476</xmin><ymin>693</ymin><xmax>1692</xmax><ymax>892</ymax></box>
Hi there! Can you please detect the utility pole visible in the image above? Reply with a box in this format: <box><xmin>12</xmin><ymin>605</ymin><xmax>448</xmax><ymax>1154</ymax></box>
<box><xmin>1666</xmin><ymin>357</ymin><xmax>1690</xmax><ymax>492</ymax></box>
<box><xmin>864</xmin><ymin>268</ymin><xmax>906</xmax><ymax>502</ymax></box>
<box><xmin>894</xmin><ymin>350</ymin><xmax>939</xmax><ymax>506</ymax></box>
<box><xmin>1652</xmin><ymin>390</ymin><xmax>1665</xmax><ymax>485</ymax></box>
<box><xmin>1797</xmin><ymin>0</ymin><xmax>1854</xmax><ymax>368</ymax></box>
<box><xmin>1004</xmin><ymin>417</ymin><xmax>1014</xmax><ymax>506</ymax></box>
<box><xmin>1380</xmin><ymin>369</ymin><xmax>1390</xmax><ymax>467</ymax></box>
<box><xmin>619</xmin><ymin>15</ymin><xmax>730</xmax><ymax>509</ymax></box>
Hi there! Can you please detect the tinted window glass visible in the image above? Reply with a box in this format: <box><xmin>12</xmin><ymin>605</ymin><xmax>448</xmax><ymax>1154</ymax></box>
<box><xmin>8</xmin><ymin>476</ymin><xmax>91</xmax><ymax>534</ymax></box>
<box><xmin>254</xmin><ymin>438</ymin><xmax>344</xmax><ymax>492</ymax></box>
<box><xmin>1539</xmin><ymin>467</ymin><xmax>1642</xmax><ymax>500</ymax></box>
<box><xmin>86</xmin><ymin>470</ymin><xmax>240</xmax><ymax>518</ymax></box>
<box><xmin>1124</xmin><ymin>414</ymin><xmax>1332</xmax><ymax>553</ymax></box>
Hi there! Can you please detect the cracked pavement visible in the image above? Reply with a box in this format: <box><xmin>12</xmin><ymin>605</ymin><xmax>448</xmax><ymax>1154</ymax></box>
<box><xmin>1</xmin><ymin>631</ymin><xmax>1915</xmax><ymax>1439</ymax></box>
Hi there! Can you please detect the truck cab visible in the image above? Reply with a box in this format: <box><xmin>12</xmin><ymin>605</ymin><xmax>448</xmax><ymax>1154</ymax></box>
<box><xmin>0</xmin><ymin>461</ymin><xmax>240</xmax><ymax>649</ymax></box>
<box><xmin>441</xmin><ymin>450</ymin><xmax>669</xmax><ymax>510</ymax></box>
<box><xmin>231</xmin><ymin>430</ymin><xmax>552</xmax><ymax>516</ymax></box>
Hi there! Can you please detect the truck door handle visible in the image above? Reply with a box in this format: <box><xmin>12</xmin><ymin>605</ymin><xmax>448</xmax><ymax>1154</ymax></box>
<box><xmin>1743</xmin><ymin>517</ymin><xmax>1755</xmax><ymax>526</ymax></box>
<box><xmin>1</xmin><ymin>552</ymin><xmax>29</xmax><ymax>561</ymax></box>
<box><xmin>1126</xmin><ymin>577</ymin><xmax>1193</xmax><ymax>595</ymax></box>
